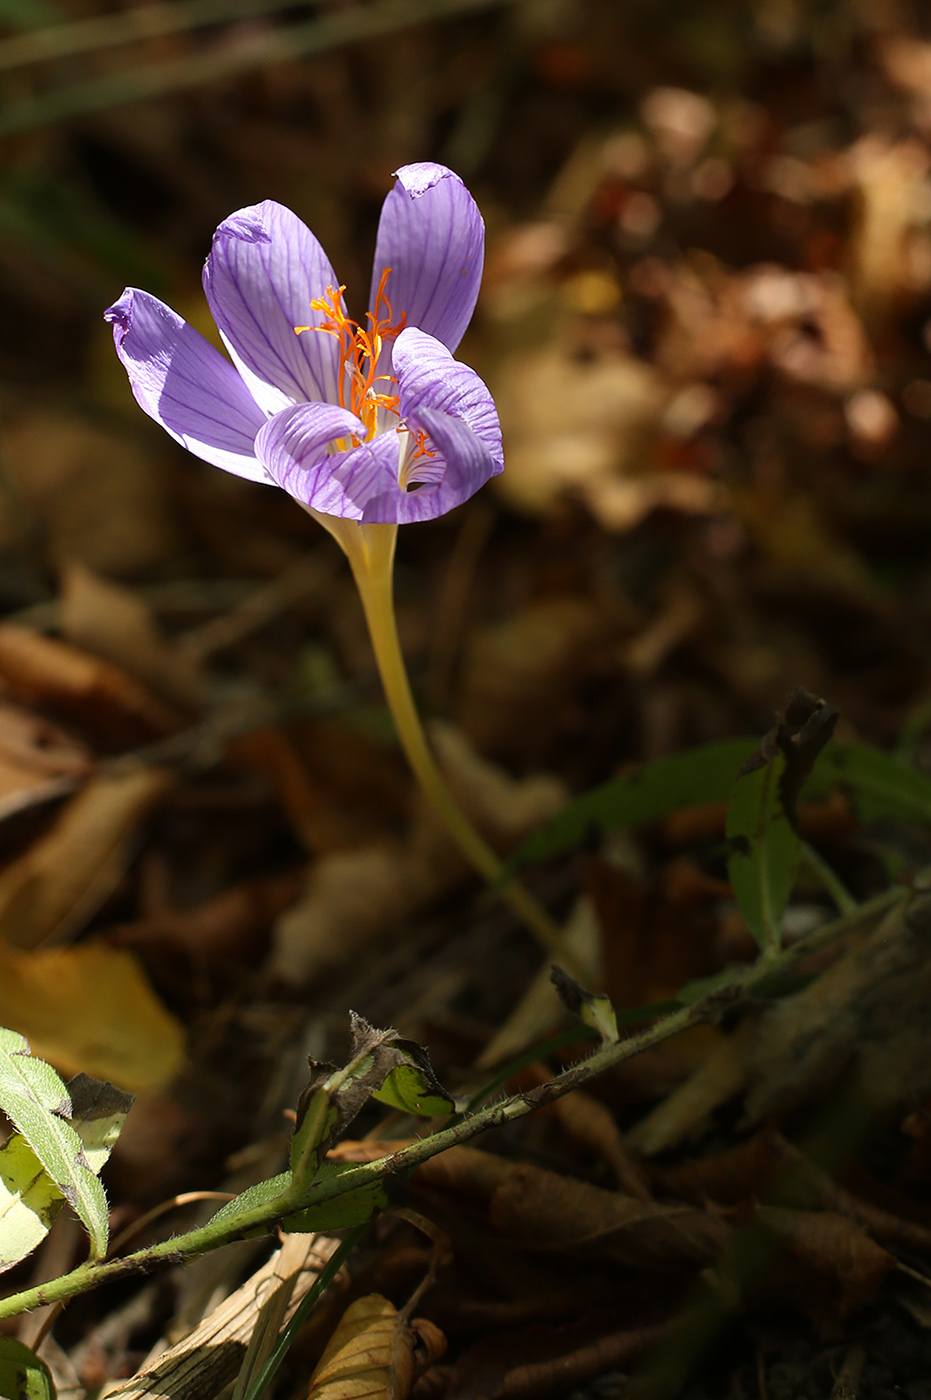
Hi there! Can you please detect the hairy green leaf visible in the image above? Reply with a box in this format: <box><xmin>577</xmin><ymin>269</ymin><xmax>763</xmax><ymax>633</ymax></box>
<box><xmin>0</xmin><ymin>1031</ymin><xmax>108</xmax><ymax>1259</ymax></box>
<box><xmin>0</xmin><ymin>1071</ymin><xmax>130</xmax><ymax>1273</ymax></box>
<box><xmin>282</xmin><ymin>1165</ymin><xmax>388</xmax><ymax>1233</ymax></box>
<box><xmin>207</xmin><ymin>1171</ymin><xmax>292</xmax><ymax>1233</ymax></box>
<box><xmin>0</xmin><ymin>1133</ymin><xmax>66</xmax><ymax>1274</ymax></box>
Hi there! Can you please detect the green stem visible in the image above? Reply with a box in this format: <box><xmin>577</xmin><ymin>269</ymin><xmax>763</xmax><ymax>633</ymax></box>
<box><xmin>327</xmin><ymin>518</ymin><xmax>567</xmax><ymax>959</ymax></box>
<box><xmin>0</xmin><ymin>883</ymin><xmax>903</xmax><ymax>1323</ymax></box>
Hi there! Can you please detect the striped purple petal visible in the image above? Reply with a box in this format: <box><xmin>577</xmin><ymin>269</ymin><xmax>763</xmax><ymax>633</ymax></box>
<box><xmin>104</xmin><ymin>288</ymin><xmax>267</xmax><ymax>481</ymax></box>
<box><xmin>370</xmin><ymin>164</ymin><xmax>484</xmax><ymax>356</ymax></box>
<box><xmin>361</xmin><ymin>327</ymin><xmax>502</xmax><ymax>524</ymax></box>
<box><xmin>204</xmin><ymin>200</ymin><xmax>343</xmax><ymax>415</ymax></box>
<box><xmin>395</xmin><ymin>326</ymin><xmax>503</xmax><ymax>470</ymax></box>
<box><xmin>255</xmin><ymin>401</ymin><xmax>399</xmax><ymax>520</ymax></box>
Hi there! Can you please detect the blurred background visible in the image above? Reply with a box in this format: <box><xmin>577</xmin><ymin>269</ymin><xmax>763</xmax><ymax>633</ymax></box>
<box><xmin>3</xmin><ymin>2</ymin><xmax>931</xmax><ymax>1078</ymax></box>
<box><xmin>4</xmin><ymin>0</ymin><xmax>931</xmax><ymax>755</ymax></box>
<box><xmin>5</xmin><ymin>2</ymin><xmax>931</xmax><ymax>1394</ymax></box>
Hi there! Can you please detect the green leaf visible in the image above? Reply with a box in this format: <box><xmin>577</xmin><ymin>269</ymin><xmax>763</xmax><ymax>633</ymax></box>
<box><xmin>504</xmin><ymin>738</ymin><xmax>758</xmax><ymax>873</ymax></box>
<box><xmin>289</xmin><ymin>1087</ymin><xmax>337</xmax><ymax>1191</ymax></box>
<box><xmin>0</xmin><ymin>1072</ymin><xmax>130</xmax><ymax>1274</ymax></box>
<box><xmin>726</xmin><ymin>754</ymin><xmax>800</xmax><ymax>952</ymax></box>
<box><xmin>207</xmin><ymin>1172</ymin><xmax>292</xmax><ymax>1233</ymax></box>
<box><xmin>0</xmin><ymin>1133</ymin><xmax>67</xmax><ymax>1274</ymax></box>
<box><xmin>67</xmin><ymin>1074</ymin><xmax>134</xmax><ymax>1175</ymax></box>
<box><xmin>815</xmin><ymin>743</ymin><xmax>931</xmax><ymax>826</ymax></box>
<box><xmin>0</xmin><ymin>1338</ymin><xmax>55</xmax><ymax>1400</ymax></box>
<box><xmin>282</xmin><ymin>1164</ymin><xmax>388</xmax><ymax>1233</ymax></box>
<box><xmin>0</xmin><ymin>1030</ymin><xmax>108</xmax><ymax>1259</ymax></box>
<box><xmin>372</xmin><ymin>1063</ymin><xmax>454</xmax><ymax>1118</ymax></box>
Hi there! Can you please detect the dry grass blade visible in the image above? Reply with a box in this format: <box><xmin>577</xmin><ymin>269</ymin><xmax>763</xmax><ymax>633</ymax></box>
<box><xmin>103</xmin><ymin>1236</ymin><xmax>341</xmax><ymax>1400</ymax></box>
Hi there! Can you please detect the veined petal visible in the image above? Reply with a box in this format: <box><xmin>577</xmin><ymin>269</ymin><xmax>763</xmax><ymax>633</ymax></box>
<box><xmin>255</xmin><ymin>401</ymin><xmax>398</xmax><ymax>520</ymax></box>
<box><xmin>394</xmin><ymin>327</ymin><xmax>503</xmax><ymax>471</ymax></box>
<box><xmin>362</xmin><ymin>408</ymin><xmax>497</xmax><ymax>524</ymax></box>
<box><xmin>360</xmin><ymin>328</ymin><xmax>502</xmax><ymax>524</ymax></box>
<box><xmin>371</xmin><ymin>164</ymin><xmax>484</xmax><ymax>355</ymax></box>
<box><xmin>203</xmin><ymin>200</ymin><xmax>343</xmax><ymax>415</ymax></box>
<box><xmin>104</xmin><ymin>288</ymin><xmax>267</xmax><ymax>482</ymax></box>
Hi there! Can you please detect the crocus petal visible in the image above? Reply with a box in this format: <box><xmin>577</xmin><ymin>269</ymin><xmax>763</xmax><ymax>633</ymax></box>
<box><xmin>361</xmin><ymin>408</ymin><xmax>497</xmax><ymax>524</ymax></box>
<box><xmin>371</xmin><ymin>164</ymin><xmax>484</xmax><ymax>355</ymax></box>
<box><xmin>394</xmin><ymin>327</ymin><xmax>503</xmax><ymax>471</ymax></box>
<box><xmin>104</xmin><ymin>288</ymin><xmax>267</xmax><ymax>482</ymax></box>
<box><xmin>255</xmin><ymin>401</ymin><xmax>400</xmax><ymax>520</ymax></box>
<box><xmin>359</xmin><ymin>328</ymin><xmax>502</xmax><ymax>525</ymax></box>
<box><xmin>203</xmin><ymin>200</ymin><xmax>343</xmax><ymax>415</ymax></box>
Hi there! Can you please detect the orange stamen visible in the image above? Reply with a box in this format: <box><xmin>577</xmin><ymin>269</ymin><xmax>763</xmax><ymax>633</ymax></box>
<box><xmin>295</xmin><ymin>270</ymin><xmax>406</xmax><ymax>441</ymax></box>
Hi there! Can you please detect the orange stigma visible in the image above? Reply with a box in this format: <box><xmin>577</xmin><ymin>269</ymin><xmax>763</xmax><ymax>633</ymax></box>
<box><xmin>295</xmin><ymin>269</ymin><xmax>405</xmax><ymax>441</ymax></box>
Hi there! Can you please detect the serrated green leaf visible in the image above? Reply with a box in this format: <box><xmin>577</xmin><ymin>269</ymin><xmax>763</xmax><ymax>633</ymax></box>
<box><xmin>282</xmin><ymin>1164</ymin><xmax>388</xmax><ymax>1233</ymax></box>
<box><xmin>505</xmin><ymin>738</ymin><xmax>758</xmax><ymax>874</ymax></box>
<box><xmin>0</xmin><ymin>1133</ymin><xmax>66</xmax><ymax>1274</ymax></box>
<box><xmin>0</xmin><ymin>1338</ymin><xmax>55</xmax><ymax>1400</ymax></box>
<box><xmin>726</xmin><ymin>754</ymin><xmax>800</xmax><ymax>952</ymax></box>
<box><xmin>814</xmin><ymin>743</ymin><xmax>931</xmax><ymax>826</ymax></box>
<box><xmin>0</xmin><ymin>1030</ymin><xmax>108</xmax><ymax>1259</ymax></box>
<box><xmin>372</xmin><ymin>1064</ymin><xmax>455</xmax><ymax>1117</ymax></box>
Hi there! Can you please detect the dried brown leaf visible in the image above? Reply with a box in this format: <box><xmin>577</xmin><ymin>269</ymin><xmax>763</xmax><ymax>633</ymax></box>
<box><xmin>493</xmin><ymin>341</ymin><xmax>665</xmax><ymax>523</ymax></box>
<box><xmin>271</xmin><ymin>726</ymin><xmax>566</xmax><ymax>986</ymax></box>
<box><xmin>0</xmin><ymin>940</ymin><xmax>185</xmax><ymax>1093</ymax></box>
<box><xmin>487</xmin><ymin>1161</ymin><xmax>728</xmax><ymax>1270</ymax></box>
<box><xmin>524</xmin><ymin>1064</ymin><xmax>651</xmax><ymax>1199</ymax></box>
<box><xmin>61</xmin><ymin>562</ymin><xmax>206</xmax><ymax>712</ymax></box>
<box><xmin>308</xmin><ymin>1294</ymin><xmax>446</xmax><ymax>1400</ymax></box>
<box><xmin>0</xmin><ymin>626</ymin><xmax>182</xmax><ymax>745</ymax></box>
<box><xmin>0</xmin><ymin>701</ymin><xmax>90</xmax><ymax>821</ymax></box>
<box><xmin>0</xmin><ymin>766</ymin><xmax>174</xmax><ymax>948</ymax></box>
<box><xmin>756</xmin><ymin>1206</ymin><xmax>895</xmax><ymax>1317</ymax></box>
<box><xmin>110</xmin><ymin>873</ymin><xmax>300</xmax><ymax>961</ymax></box>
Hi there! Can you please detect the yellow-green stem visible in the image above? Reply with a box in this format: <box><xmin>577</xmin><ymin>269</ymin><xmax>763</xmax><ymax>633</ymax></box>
<box><xmin>318</xmin><ymin>515</ymin><xmax>566</xmax><ymax>957</ymax></box>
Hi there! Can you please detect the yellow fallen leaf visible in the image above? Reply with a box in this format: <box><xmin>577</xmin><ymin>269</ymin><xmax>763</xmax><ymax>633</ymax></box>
<box><xmin>307</xmin><ymin>1294</ymin><xmax>445</xmax><ymax>1400</ymax></box>
<box><xmin>61</xmin><ymin>562</ymin><xmax>206</xmax><ymax>712</ymax></box>
<box><xmin>0</xmin><ymin>766</ymin><xmax>174</xmax><ymax>949</ymax></box>
<box><xmin>0</xmin><ymin>941</ymin><xmax>185</xmax><ymax>1094</ymax></box>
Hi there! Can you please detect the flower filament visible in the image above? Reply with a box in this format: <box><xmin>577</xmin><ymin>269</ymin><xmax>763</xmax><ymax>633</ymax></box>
<box><xmin>295</xmin><ymin>270</ymin><xmax>436</xmax><ymax>469</ymax></box>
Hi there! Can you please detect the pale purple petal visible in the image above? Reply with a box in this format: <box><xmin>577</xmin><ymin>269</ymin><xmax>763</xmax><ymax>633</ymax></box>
<box><xmin>203</xmin><ymin>200</ymin><xmax>343</xmax><ymax>415</ymax></box>
<box><xmin>361</xmin><ymin>408</ymin><xmax>497</xmax><ymax>524</ymax></box>
<box><xmin>370</xmin><ymin>164</ymin><xmax>484</xmax><ymax>356</ymax></box>
<box><xmin>255</xmin><ymin>401</ymin><xmax>399</xmax><ymax>520</ymax></box>
<box><xmin>360</xmin><ymin>328</ymin><xmax>502</xmax><ymax>524</ymax></box>
<box><xmin>394</xmin><ymin>327</ymin><xmax>503</xmax><ymax>471</ymax></box>
<box><xmin>104</xmin><ymin>288</ymin><xmax>267</xmax><ymax>482</ymax></box>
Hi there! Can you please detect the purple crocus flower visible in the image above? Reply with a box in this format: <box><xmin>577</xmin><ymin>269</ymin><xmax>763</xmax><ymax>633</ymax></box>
<box><xmin>105</xmin><ymin>163</ymin><xmax>503</xmax><ymax>525</ymax></box>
